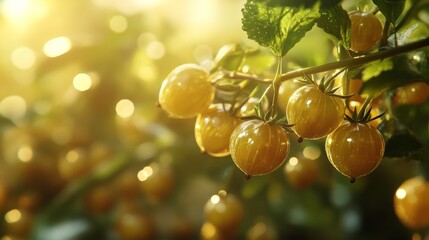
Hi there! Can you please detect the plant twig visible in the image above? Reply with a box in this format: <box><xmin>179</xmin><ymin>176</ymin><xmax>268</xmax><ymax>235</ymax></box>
<box><xmin>219</xmin><ymin>38</ymin><xmax>429</xmax><ymax>85</ymax></box>
<box><xmin>279</xmin><ymin>37</ymin><xmax>429</xmax><ymax>82</ymax></box>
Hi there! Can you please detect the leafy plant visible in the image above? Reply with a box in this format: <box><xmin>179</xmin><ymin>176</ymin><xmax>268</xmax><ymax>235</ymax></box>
<box><xmin>159</xmin><ymin>0</ymin><xmax>429</xmax><ymax>238</ymax></box>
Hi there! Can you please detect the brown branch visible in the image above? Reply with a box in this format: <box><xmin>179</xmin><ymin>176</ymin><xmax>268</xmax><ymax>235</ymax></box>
<box><xmin>279</xmin><ymin>37</ymin><xmax>429</xmax><ymax>82</ymax></box>
<box><xmin>218</xmin><ymin>38</ymin><xmax>429</xmax><ymax>84</ymax></box>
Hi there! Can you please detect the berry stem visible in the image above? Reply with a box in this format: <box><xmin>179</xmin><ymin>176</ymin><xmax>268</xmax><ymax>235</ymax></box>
<box><xmin>257</xmin><ymin>56</ymin><xmax>283</xmax><ymax>121</ymax></box>
<box><xmin>268</xmin><ymin>57</ymin><xmax>284</xmax><ymax>120</ymax></box>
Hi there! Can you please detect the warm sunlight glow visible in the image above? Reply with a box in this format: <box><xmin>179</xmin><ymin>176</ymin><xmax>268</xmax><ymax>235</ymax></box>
<box><xmin>2</xmin><ymin>0</ymin><xmax>47</xmax><ymax>22</ymax></box>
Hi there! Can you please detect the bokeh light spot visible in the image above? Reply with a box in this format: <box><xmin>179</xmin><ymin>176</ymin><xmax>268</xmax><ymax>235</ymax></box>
<box><xmin>138</xmin><ymin>166</ymin><xmax>154</xmax><ymax>182</ymax></box>
<box><xmin>5</xmin><ymin>209</ymin><xmax>21</xmax><ymax>223</ymax></box>
<box><xmin>73</xmin><ymin>73</ymin><xmax>92</xmax><ymax>92</ymax></box>
<box><xmin>303</xmin><ymin>145</ymin><xmax>321</xmax><ymax>160</ymax></box>
<box><xmin>138</xmin><ymin>32</ymin><xmax>157</xmax><ymax>47</ymax></box>
<box><xmin>43</xmin><ymin>36</ymin><xmax>72</xmax><ymax>58</ymax></box>
<box><xmin>396</xmin><ymin>188</ymin><xmax>407</xmax><ymax>199</ymax></box>
<box><xmin>116</xmin><ymin>99</ymin><xmax>135</xmax><ymax>118</ymax></box>
<box><xmin>17</xmin><ymin>145</ymin><xmax>33</xmax><ymax>162</ymax></box>
<box><xmin>289</xmin><ymin>157</ymin><xmax>298</xmax><ymax>166</ymax></box>
<box><xmin>210</xmin><ymin>195</ymin><xmax>220</xmax><ymax>204</ymax></box>
<box><xmin>201</xmin><ymin>222</ymin><xmax>216</xmax><ymax>239</ymax></box>
<box><xmin>66</xmin><ymin>150</ymin><xmax>80</xmax><ymax>163</ymax></box>
<box><xmin>146</xmin><ymin>41</ymin><xmax>165</xmax><ymax>59</ymax></box>
<box><xmin>0</xmin><ymin>95</ymin><xmax>27</xmax><ymax>122</ymax></box>
<box><xmin>11</xmin><ymin>47</ymin><xmax>36</xmax><ymax>69</ymax></box>
<box><xmin>109</xmin><ymin>15</ymin><xmax>128</xmax><ymax>33</ymax></box>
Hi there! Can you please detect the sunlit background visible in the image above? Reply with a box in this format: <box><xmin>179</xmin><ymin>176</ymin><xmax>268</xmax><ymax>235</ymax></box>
<box><xmin>0</xmin><ymin>0</ymin><xmax>427</xmax><ymax>239</ymax></box>
<box><xmin>0</xmin><ymin>0</ymin><xmax>251</xmax><ymax>239</ymax></box>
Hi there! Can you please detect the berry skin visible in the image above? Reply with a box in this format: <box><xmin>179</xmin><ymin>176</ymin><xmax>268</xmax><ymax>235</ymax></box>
<box><xmin>195</xmin><ymin>105</ymin><xmax>242</xmax><ymax>157</ymax></box>
<box><xmin>394</xmin><ymin>82</ymin><xmax>429</xmax><ymax>105</ymax></box>
<box><xmin>349</xmin><ymin>11</ymin><xmax>383</xmax><ymax>53</ymax></box>
<box><xmin>394</xmin><ymin>176</ymin><xmax>429</xmax><ymax>230</ymax></box>
<box><xmin>287</xmin><ymin>85</ymin><xmax>345</xmax><ymax>139</ymax></box>
<box><xmin>229</xmin><ymin>119</ymin><xmax>290</xmax><ymax>177</ymax></box>
<box><xmin>204</xmin><ymin>191</ymin><xmax>244</xmax><ymax>232</ymax></box>
<box><xmin>325</xmin><ymin>122</ymin><xmax>385</xmax><ymax>182</ymax></box>
<box><xmin>159</xmin><ymin>64</ymin><xmax>214</xmax><ymax>118</ymax></box>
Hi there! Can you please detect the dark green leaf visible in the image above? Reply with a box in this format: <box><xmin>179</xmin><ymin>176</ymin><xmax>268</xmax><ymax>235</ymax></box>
<box><xmin>266</xmin><ymin>0</ymin><xmax>341</xmax><ymax>8</ymax></box>
<box><xmin>361</xmin><ymin>70</ymin><xmax>419</xmax><ymax>97</ymax></box>
<box><xmin>213</xmin><ymin>44</ymin><xmax>246</xmax><ymax>71</ymax></box>
<box><xmin>242</xmin><ymin>0</ymin><xmax>320</xmax><ymax>57</ymax></box>
<box><xmin>388</xmin><ymin>23</ymin><xmax>419</xmax><ymax>47</ymax></box>
<box><xmin>373</xmin><ymin>0</ymin><xmax>405</xmax><ymax>24</ymax></box>
<box><xmin>241</xmin><ymin>176</ymin><xmax>270</xmax><ymax>198</ymax></box>
<box><xmin>408</xmin><ymin>51</ymin><xmax>429</xmax><ymax>82</ymax></box>
<box><xmin>214</xmin><ymin>44</ymin><xmax>276</xmax><ymax>72</ymax></box>
<box><xmin>361</xmin><ymin>55</ymin><xmax>427</xmax><ymax>97</ymax></box>
<box><xmin>30</xmin><ymin>214</ymin><xmax>107</xmax><ymax>240</ymax></box>
<box><xmin>394</xmin><ymin>102</ymin><xmax>429</xmax><ymax>143</ymax></box>
<box><xmin>317</xmin><ymin>4</ymin><xmax>351</xmax><ymax>48</ymax></box>
<box><xmin>242</xmin><ymin>1</ymin><xmax>285</xmax><ymax>57</ymax></box>
<box><xmin>361</xmin><ymin>59</ymin><xmax>393</xmax><ymax>81</ymax></box>
<box><xmin>384</xmin><ymin>133</ymin><xmax>423</xmax><ymax>158</ymax></box>
<box><xmin>242</xmin><ymin>49</ymin><xmax>277</xmax><ymax>72</ymax></box>
<box><xmin>410</xmin><ymin>146</ymin><xmax>429</xmax><ymax>180</ymax></box>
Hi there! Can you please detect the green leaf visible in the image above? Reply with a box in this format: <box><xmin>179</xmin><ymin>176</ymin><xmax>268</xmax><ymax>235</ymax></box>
<box><xmin>373</xmin><ymin>0</ymin><xmax>405</xmax><ymax>24</ymax></box>
<box><xmin>361</xmin><ymin>59</ymin><xmax>394</xmax><ymax>81</ymax></box>
<box><xmin>213</xmin><ymin>44</ymin><xmax>276</xmax><ymax>73</ymax></box>
<box><xmin>242</xmin><ymin>0</ymin><xmax>320</xmax><ymax>57</ymax></box>
<box><xmin>378</xmin><ymin>118</ymin><xmax>423</xmax><ymax>158</ymax></box>
<box><xmin>317</xmin><ymin>4</ymin><xmax>351</xmax><ymax>48</ymax></box>
<box><xmin>361</xmin><ymin>55</ymin><xmax>427</xmax><ymax>97</ymax></box>
<box><xmin>242</xmin><ymin>49</ymin><xmax>277</xmax><ymax>72</ymax></box>
<box><xmin>408</xmin><ymin>51</ymin><xmax>429</xmax><ymax>82</ymax></box>
<box><xmin>361</xmin><ymin>69</ymin><xmax>417</xmax><ymax>97</ymax></box>
<box><xmin>388</xmin><ymin>23</ymin><xmax>419</xmax><ymax>47</ymax></box>
<box><xmin>213</xmin><ymin>43</ymin><xmax>246</xmax><ymax>71</ymax></box>
<box><xmin>384</xmin><ymin>134</ymin><xmax>422</xmax><ymax>158</ymax></box>
<box><xmin>266</xmin><ymin>0</ymin><xmax>341</xmax><ymax>8</ymax></box>
<box><xmin>241</xmin><ymin>176</ymin><xmax>270</xmax><ymax>198</ymax></box>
